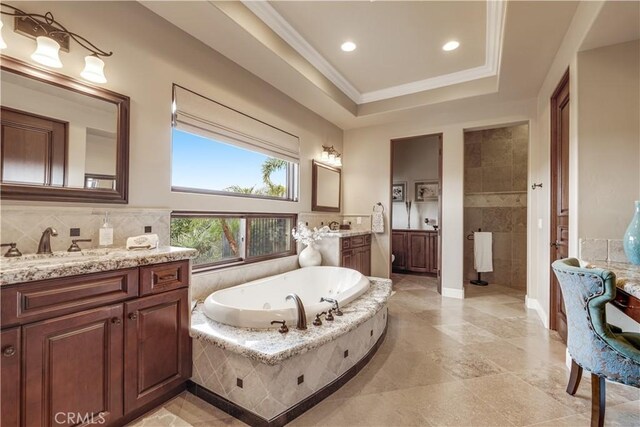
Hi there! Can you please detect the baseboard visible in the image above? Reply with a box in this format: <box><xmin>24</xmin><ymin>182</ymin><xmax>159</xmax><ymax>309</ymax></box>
<box><xmin>442</xmin><ymin>287</ymin><xmax>464</xmax><ymax>299</ymax></box>
<box><xmin>525</xmin><ymin>296</ymin><xmax>549</xmax><ymax>329</ymax></box>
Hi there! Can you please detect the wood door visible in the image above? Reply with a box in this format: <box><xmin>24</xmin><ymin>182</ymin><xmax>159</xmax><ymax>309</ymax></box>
<box><xmin>391</xmin><ymin>231</ymin><xmax>407</xmax><ymax>271</ymax></box>
<box><xmin>1</xmin><ymin>327</ymin><xmax>20</xmax><ymax>427</ymax></box>
<box><xmin>23</xmin><ymin>304</ymin><xmax>124</xmax><ymax>427</ymax></box>
<box><xmin>124</xmin><ymin>288</ymin><xmax>191</xmax><ymax>413</ymax></box>
<box><xmin>550</xmin><ymin>69</ymin><xmax>570</xmax><ymax>342</ymax></box>
<box><xmin>0</xmin><ymin>107</ymin><xmax>67</xmax><ymax>186</ymax></box>
<box><xmin>408</xmin><ymin>233</ymin><xmax>429</xmax><ymax>273</ymax></box>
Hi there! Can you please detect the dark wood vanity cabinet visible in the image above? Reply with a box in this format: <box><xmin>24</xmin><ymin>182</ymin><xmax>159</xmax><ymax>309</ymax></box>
<box><xmin>340</xmin><ymin>234</ymin><xmax>371</xmax><ymax>276</ymax></box>
<box><xmin>0</xmin><ymin>260</ymin><xmax>191</xmax><ymax>427</ymax></box>
<box><xmin>392</xmin><ymin>230</ymin><xmax>438</xmax><ymax>274</ymax></box>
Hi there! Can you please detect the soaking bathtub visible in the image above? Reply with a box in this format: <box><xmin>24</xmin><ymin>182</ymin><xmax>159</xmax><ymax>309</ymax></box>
<box><xmin>203</xmin><ymin>266</ymin><xmax>370</xmax><ymax>329</ymax></box>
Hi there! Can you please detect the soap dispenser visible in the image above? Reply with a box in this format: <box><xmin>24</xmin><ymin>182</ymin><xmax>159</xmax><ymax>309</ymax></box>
<box><xmin>99</xmin><ymin>212</ymin><xmax>114</xmax><ymax>247</ymax></box>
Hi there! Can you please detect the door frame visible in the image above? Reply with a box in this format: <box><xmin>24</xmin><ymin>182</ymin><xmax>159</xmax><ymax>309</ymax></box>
<box><xmin>389</xmin><ymin>133</ymin><xmax>443</xmax><ymax>293</ymax></box>
<box><xmin>549</xmin><ymin>68</ymin><xmax>570</xmax><ymax>332</ymax></box>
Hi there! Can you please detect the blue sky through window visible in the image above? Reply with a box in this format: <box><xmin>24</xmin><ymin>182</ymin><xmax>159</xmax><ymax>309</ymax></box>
<box><xmin>172</xmin><ymin>128</ymin><xmax>287</xmax><ymax>192</ymax></box>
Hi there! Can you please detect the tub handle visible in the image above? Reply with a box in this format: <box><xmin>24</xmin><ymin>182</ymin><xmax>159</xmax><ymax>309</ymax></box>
<box><xmin>320</xmin><ymin>297</ymin><xmax>343</xmax><ymax>316</ymax></box>
<box><xmin>271</xmin><ymin>320</ymin><xmax>289</xmax><ymax>334</ymax></box>
<box><xmin>313</xmin><ymin>312</ymin><xmax>327</xmax><ymax>326</ymax></box>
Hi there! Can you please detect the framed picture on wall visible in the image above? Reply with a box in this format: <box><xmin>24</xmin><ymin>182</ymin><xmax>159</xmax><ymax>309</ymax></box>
<box><xmin>415</xmin><ymin>180</ymin><xmax>438</xmax><ymax>202</ymax></box>
<box><xmin>392</xmin><ymin>182</ymin><xmax>406</xmax><ymax>202</ymax></box>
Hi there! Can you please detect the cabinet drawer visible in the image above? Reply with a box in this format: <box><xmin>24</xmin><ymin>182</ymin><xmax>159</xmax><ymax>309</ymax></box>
<box><xmin>342</xmin><ymin>238</ymin><xmax>351</xmax><ymax>250</ymax></box>
<box><xmin>365</xmin><ymin>234</ymin><xmax>371</xmax><ymax>245</ymax></box>
<box><xmin>1</xmin><ymin>269</ymin><xmax>138</xmax><ymax>327</ymax></box>
<box><xmin>140</xmin><ymin>260</ymin><xmax>189</xmax><ymax>296</ymax></box>
<box><xmin>351</xmin><ymin>236</ymin><xmax>366</xmax><ymax>247</ymax></box>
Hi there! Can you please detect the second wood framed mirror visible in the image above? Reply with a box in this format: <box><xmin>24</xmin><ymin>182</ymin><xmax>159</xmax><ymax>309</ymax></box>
<box><xmin>312</xmin><ymin>160</ymin><xmax>341</xmax><ymax>212</ymax></box>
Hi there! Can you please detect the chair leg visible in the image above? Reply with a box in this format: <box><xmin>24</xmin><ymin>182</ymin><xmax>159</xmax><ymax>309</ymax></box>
<box><xmin>591</xmin><ymin>374</ymin><xmax>606</xmax><ymax>427</ymax></box>
<box><xmin>566</xmin><ymin>359</ymin><xmax>583</xmax><ymax>395</ymax></box>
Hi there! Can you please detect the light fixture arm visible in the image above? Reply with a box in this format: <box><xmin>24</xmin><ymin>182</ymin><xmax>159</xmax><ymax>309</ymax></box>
<box><xmin>1</xmin><ymin>3</ymin><xmax>112</xmax><ymax>57</ymax></box>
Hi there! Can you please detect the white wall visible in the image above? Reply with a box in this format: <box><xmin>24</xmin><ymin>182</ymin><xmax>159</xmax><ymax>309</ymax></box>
<box><xmin>577</xmin><ymin>40</ymin><xmax>640</xmax><ymax>239</ymax></box>
<box><xmin>343</xmin><ymin>96</ymin><xmax>536</xmax><ymax>297</ymax></box>
<box><xmin>392</xmin><ymin>135</ymin><xmax>440</xmax><ymax>230</ymax></box>
<box><xmin>1</xmin><ymin>1</ymin><xmax>343</xmax><ymax>214</ymax></box>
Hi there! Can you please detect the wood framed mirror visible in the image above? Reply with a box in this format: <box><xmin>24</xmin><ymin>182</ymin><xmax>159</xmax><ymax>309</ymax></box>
<box><xmin>312</xmin><ymin>160</ymin><xmax>341</xmax><ymax>212</ymax></box>
<box><xmin>0</xmin><ymin>56</ymin><xmax>130</xmax><ymax>203</ymax></box>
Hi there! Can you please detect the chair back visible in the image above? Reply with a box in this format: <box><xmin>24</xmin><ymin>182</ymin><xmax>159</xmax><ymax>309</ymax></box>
<box><xmin>551</xmin><ymin>258</ymin><xmax>639</xmax><ymax>386</ymax></box>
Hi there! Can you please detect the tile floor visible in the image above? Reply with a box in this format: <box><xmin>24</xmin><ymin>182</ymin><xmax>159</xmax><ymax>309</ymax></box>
<box><xmin>128</xmin><ymin>274</ymin><xmax>640</xmax><ymax>427</ymax></box>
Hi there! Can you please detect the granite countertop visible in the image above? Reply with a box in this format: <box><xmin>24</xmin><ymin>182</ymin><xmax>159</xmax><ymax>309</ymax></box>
<box><xmin>190</xmin><ymin>277</ymin><xmax>392</xmax><ymax>365</ymax></box>
<box><xmin>323</xmin><ymin>230</ymin><xmax>372</xmax><ymax>238</ymax></box>
<box><xmin>0</xmin><ymin>246</ymin><xmax>197</xmax><ymax>286</ymax></box>
<box><xmin>595</xmin><ymin>261</ymin><xmax>640</xmax><ymax>299</ymax></box>
<box><xmin>392</xmin><ymin>228</ymin><xmax>438</xmax><ymax>233</ymax></box>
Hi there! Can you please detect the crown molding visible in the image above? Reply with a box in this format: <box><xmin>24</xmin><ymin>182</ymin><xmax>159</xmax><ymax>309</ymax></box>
<box><xmin>243</xmin><ymin>0</ymin><xmax>506</xmax><ymax>105</ymax></box>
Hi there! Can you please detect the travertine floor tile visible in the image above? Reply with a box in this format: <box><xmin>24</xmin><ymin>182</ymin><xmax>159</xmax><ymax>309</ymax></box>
<box><xmin>128</xmin><ymin>273</ymin><xmax>639</xmax><ymax>427</ymax></box>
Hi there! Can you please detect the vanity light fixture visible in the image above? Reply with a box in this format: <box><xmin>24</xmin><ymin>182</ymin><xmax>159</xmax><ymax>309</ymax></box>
<box><xmin>442</xmin><ymin>40</ymin><xmax>460</xmax><ymax>51</ymax></box>
<box><xmin>341</xmin><ymin>41</ymin><xmax>357</xmax><ymax>52</ymax></box>
<box><xmin>0</xmin><ymin>21</ymin><xmax>7</xmax><ymax>49</ymax></box>
<box><xmin>320</xmin><ymin>145</ymin><xmax>342</xmax><ymax>167</ymax></box>
<box><xmin>1</xmin><ymin>3</ymin><xmax>112</xmax><ymax>83</ymax></box>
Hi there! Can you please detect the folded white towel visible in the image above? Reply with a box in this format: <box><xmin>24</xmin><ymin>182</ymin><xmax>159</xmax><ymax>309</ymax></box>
<box><xmin>126</xmin><ymin>234</ymin><xmax>159</xmax><ymax>250</ymax></box>
<box><xmin>474</xmin><ymin>232</ymin><xmax>493</xmax><ymax>273</ymax></box>
<box><xmin>372</xmin><ymin>211</ymin><xmax>384</xmax><ymax>233</ymax></box>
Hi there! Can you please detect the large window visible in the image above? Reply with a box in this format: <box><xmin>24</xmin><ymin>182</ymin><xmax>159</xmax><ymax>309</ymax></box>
<box><xmin>170</xmin><ymin>212</ymin><xmax>296</xmax><ymax>270</ymax></box>
<box><xmin>171</xmin><ymin>85</ymin><xmax>299</xmax><ymax>201</ymax></box>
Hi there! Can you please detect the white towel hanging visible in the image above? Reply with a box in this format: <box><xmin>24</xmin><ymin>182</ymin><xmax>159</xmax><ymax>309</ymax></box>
<box><xmin>473</xmin><ymin>232</ymin><xmax>493</xmax><ymax>272</ymax></box>
<box><xmin>372</xmin><ymin>203</ymin><xmax>385</xmax><ymax>233</ymax></box>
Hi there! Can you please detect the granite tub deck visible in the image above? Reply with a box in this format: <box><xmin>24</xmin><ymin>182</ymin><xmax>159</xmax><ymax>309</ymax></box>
<box><xmin>0</xmin><ymin>246</ymin><xmax>197</xmax><ymax>285</ymax></box>
<box><xmin>190</xmin><ymin>277</ymin><xmax>392</xmax><ymax>423</ymax></box>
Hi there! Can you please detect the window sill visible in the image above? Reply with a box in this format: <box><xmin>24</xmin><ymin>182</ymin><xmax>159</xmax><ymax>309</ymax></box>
<box><xmin>192</xmin><ymin>253</ymin><xmax>298</xmax><ymax>275</ymax></box>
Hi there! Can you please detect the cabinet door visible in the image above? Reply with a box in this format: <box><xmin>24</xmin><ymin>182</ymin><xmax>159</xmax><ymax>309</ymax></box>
<box><xmin>341</xmin><ymin>249</ymin><xmax>355</xmax><ymax>270</ymax></box>
<box><xmin>124</xmin><ymin>288</ymin><xmax>191</xmax><ymax>413</ymax></box>
<box><xmin>408</xmin><ymin>233</ymin><xmax>429</xmax><ymax>272</ymax></box>
<box><xmin>1</xmin><ymin>327</ymin><xmax>20</xmax><ymax>427</ymax></box>
<box><xmin>23</xmin><ymin>305</ymin><xmax>123</xmax><ymax>427</ymax></box>
<box><xmin>359</xmin><ymin>246</ymin><xmax>371</xmax><ymax>276</ymax></box>
<box><xmin>427</xmin><ymin>233</ymin><xmax>439</xmax><ymax>274</ymax></box>
<box><xmin>391</xmin><ymin>232</ymin><xmax>407</xmax><ymax>270</ymax></box>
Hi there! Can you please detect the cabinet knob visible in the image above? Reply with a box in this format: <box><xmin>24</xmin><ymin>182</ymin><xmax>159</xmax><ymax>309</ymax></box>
<box><xmin>111</xmin><ymin>317</ymin><xmax>121</xmax><ymax>325</ymax></box>
<box><xmin>128</xmin><ymin>313</ymin><xmax>137</xmax><ymax>320</ymax></box>
<box><xmin>2</xmin><ymin>346</ymin><xmax>16</xmax><ymax>357</ymax></box>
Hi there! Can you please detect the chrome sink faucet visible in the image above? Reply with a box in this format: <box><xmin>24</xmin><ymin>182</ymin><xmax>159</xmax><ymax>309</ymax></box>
<box><xmin>286</xmin><ymin>293</ymin><xmax>307</xmax><ymax>330</ymax></box>
<box><xmin>37</xmin><ymin>227</ymin><xmax>58</xmax><ymax>254</ymax></box>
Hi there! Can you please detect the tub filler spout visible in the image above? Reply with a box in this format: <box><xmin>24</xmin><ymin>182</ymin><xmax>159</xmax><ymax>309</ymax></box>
<box><xmin>286</xmin><ymin>293</ymin><xmax>307</xmax><ymax>330</ymax></box>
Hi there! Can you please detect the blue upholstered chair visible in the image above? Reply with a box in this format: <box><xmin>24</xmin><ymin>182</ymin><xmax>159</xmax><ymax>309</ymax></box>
<box><xmin>552</xmin><ymin>258</ymin><xmax>640</xmax><ymax>427</ymax></box>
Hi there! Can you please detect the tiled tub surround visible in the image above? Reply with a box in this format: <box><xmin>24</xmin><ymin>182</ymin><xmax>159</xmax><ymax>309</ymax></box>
<box><xmin>190</xmin><ymin>278</ymin><xmax>391</xmax><ymax>422</ymax></box>
<box><xmin>0</xmin><ymin>246</ymin><xmax>197</xmax><ymax>285</ymax></box>
<box><xmin>464</xmin><ymin>124</ymin><xmax>528</xmax><ymax>289</ymax></box>
<box><xmin>0</xmin><ymin>205</ymin><xmax>170</xmax><ymax>255</ymax></box>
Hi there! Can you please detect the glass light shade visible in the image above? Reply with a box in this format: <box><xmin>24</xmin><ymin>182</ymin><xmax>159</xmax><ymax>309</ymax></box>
<box><xmin>0</xmin><ymin>21</ymin><xmax>7</xmax><ymax>50</ymax></box>
<box><xmin>31</xmin><ymin>36</ymin><xmax>63</xmax><ymax>68</ymax></box>
<box><xmin>328</xmin><ymin>153</ymin><xmax>336</xmax><ymax>162</ymax></box>
<box><xmin>321</xmin><ymin>150</ymin><xmax>329</xmax><ymax>161</ymax></box>
<box><xmin>80</xmin><ymin>55</ymin><xmax>107</xmax><ymax>83</ymax></box>
<box><xmin>335</xmin><ymin>156</ymin><xmax>342</xmax><ymax>167</ymax></box>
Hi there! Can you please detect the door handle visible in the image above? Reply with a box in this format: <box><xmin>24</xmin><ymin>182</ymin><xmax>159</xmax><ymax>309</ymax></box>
<box><xmin>551</xmin><ymin>241</ymin><xmax>560</xmax><ymax>248</ymax></box>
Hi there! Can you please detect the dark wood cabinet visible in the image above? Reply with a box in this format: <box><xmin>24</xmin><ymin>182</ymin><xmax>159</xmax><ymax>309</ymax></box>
<box><xmin>392</xmin><ymin>230</ymin><xmax>438</xmax><ymax>274</ymax></box>
<box><xmin>0</xmin><ymin>260</ymin><xmax>191</xmax><ymax>427</ymax></box>
<box><xmin>23</xmin><ymin>305</ymin><xmax>124</xmax><ymax>427</ymax></box>
<box><xmin>1</xmin><ymin>327</ymin><xmax>20</xmax><ymax>427</ymax></box>
<box><xmin>340</xmin><ymin>234</ymin><xmax>371</xmax><ymax>276</ymax></box>
<box><xmin>125</xmin><ymin>288</ymin><xmax>191</xmax><ymax>412</ymax></box>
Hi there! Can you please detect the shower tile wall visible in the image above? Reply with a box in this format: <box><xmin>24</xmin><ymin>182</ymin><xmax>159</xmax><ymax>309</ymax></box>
<box><xmin>463</xmin><ymin>124</ymin><xmax>528</xmax><ymax>289</ymax></box>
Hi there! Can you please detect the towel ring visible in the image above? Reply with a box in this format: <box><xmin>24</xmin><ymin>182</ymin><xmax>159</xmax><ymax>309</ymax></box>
<box><xmin>373</xmin><ymin>202</ymin><xmax>384</xmax><ymax>213</ymax></box>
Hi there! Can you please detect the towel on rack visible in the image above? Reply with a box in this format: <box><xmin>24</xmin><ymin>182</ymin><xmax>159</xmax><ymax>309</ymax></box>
<box><xmin>372</xmin><ymin>211</ymin><xmax>384</xmax><ymax>233</ymax></box>
<box><xmin>473</xmin><ymin>232</ymin><xmax>493</xmax><ymax>273</ymax></box>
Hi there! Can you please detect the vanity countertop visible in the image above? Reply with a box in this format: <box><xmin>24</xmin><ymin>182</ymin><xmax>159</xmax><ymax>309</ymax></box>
<box><xmin>592</xmin><ymin>261</ymin><xmax>640</xmax><ymax>299</ymax></box>
<box><xmin>0</xmin><ymin>246</ymin><xmax>197</xmax><ymax>286</ymax></box>
<box><xmin>190</xmin><ymin>277</ymin><xmax>392</xmax><ymax>365</ymax></box>
<box><xmin>323</xmin><ymin>230</ymin><xmax>372</xmax><ymax>238</ymax></box>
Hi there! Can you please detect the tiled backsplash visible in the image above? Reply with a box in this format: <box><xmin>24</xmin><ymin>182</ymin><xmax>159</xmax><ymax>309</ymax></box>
<box><xmin>579</xmin><ymin>238</ymin><xmax>628</xmax><ymax>263</ymax></box>
<box><xmin>0</xmin><ymin>206</ymin><xmax>170</xmax><ymax>255</ymax></box>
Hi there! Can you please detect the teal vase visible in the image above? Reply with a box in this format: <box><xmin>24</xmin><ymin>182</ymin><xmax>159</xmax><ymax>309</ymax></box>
<box><xmin>623</xmin><ymin>201</ymin><xmax>640</xmax><ymax>265</ymax></box>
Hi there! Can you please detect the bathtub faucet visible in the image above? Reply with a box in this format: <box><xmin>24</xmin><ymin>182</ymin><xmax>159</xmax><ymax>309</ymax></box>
<box><xmin>285</xmin><ymin>293</ymin><xmax>307</xmax><ymax>330</ymax></box>
<box><xmin>320</xmin><ymin>297</ymin><xmax>343</xmax><ymax>316</ymax></box>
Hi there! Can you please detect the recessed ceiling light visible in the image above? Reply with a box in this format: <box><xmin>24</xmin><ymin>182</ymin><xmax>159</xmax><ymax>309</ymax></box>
<box><xmin>442</xmin><ymin>40</ymin><xmax>460</xmax><ymax>51</ymax></box>
<box><xmin>341</xmin><ymin>41</ymin><xmax>356</xmax><ymax>52</ymax></box>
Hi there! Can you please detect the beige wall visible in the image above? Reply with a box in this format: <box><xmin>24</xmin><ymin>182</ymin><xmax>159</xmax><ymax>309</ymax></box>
<box><xmin>343</xmin><ymin>97</ymin><xmax>536</xmax><ymax>296</ymax></box>
<box><xmin>1</xmin><ymin>1</ymin><xmax>342</xmax><ymax>214</ymax></box>
<box><xmin>577</xmin><ymin>40</ymin><xmax>640</xmax><ymax>239</ymax></box>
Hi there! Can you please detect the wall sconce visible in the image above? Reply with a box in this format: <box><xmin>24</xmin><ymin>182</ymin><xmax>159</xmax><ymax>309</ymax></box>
<box><xmin>1</xmin><ymin>3</ymin><xmax>113</xmax><ymax>84</ymax></box>
<box><xmin>0</xmin><ymin>21</ymin><xmax>7</xmax><ymax>50</ymax></box>
<box><xmin>320</xmin><ymin>145</ymin><xmax>342</xmax><ymax>167</ymax></box>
